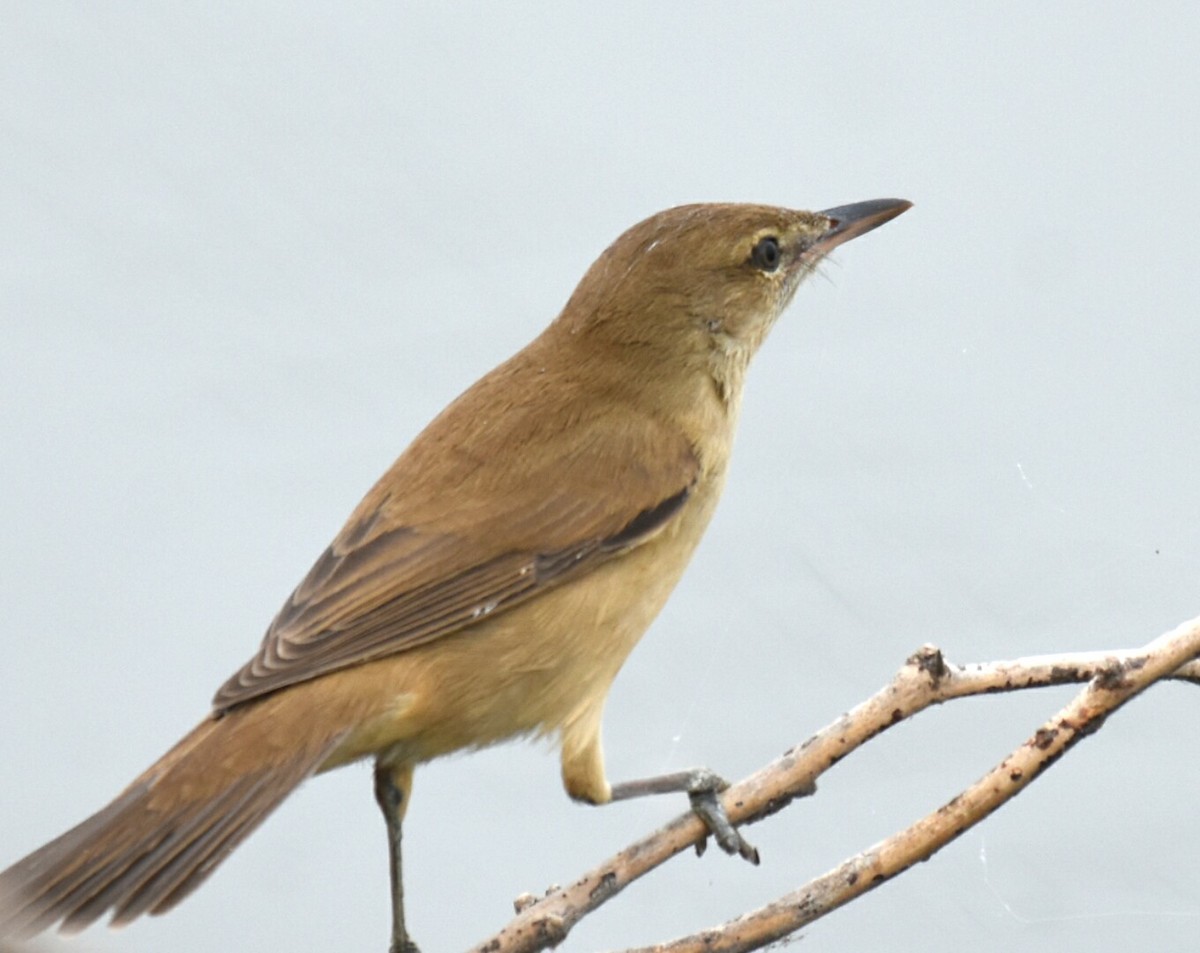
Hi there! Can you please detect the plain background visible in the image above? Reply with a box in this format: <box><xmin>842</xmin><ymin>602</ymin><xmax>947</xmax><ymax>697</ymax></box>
<box><xmin>3</xmin><ymin>4</ymin><xmax>1199</xmax><ymax>951</ymax></box>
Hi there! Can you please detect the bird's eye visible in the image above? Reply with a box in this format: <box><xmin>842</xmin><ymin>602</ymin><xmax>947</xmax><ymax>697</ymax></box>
<box><xmin>750</xmin><ymin>236</ymin><xmax>781</xmax><ymax>272</ymax></box>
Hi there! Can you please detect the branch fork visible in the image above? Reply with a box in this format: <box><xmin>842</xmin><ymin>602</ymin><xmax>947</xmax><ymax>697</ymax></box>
<box><xmin>472</xmin><ymin>615</ymin><xmax>1200</xmax><ymax>953</ymax></box>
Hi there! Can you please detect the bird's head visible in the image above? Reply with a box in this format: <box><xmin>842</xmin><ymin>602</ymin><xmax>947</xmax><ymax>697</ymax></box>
<box><xmin>556</xmin><ymin>200</ymin><xmax>911</xmax><ymax>382</ymax></box>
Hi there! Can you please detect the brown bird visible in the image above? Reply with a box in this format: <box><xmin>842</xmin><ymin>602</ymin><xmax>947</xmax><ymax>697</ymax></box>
<box><xmin>0</xmin><ymin>198</ymin><xmax>910</xmax><ymax>952</ymax></box>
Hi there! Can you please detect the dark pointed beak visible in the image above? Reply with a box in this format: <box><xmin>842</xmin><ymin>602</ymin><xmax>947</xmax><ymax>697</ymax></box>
<box><xmin>813</xmin><ymin>198</ymin><xmax>912</xmax><ymax>253</ymax></box>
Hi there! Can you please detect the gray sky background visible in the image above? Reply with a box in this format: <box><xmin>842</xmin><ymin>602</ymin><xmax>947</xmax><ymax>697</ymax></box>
<box><xmin>3</xmin><ymin>4</ymin><xmax>1199</xmax><ymax>952</ymax></box>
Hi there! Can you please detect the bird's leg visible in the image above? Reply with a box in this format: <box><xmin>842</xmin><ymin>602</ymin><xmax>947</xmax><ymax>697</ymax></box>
<box><xmin>373</xmin><ymin>760</ymin><xmax>419</xmax><ymax>953</ymax></box>
<box><xmin>610</xmin><ymin>768</ymin><xmax>760</xmax><ymax>863</ymax></box>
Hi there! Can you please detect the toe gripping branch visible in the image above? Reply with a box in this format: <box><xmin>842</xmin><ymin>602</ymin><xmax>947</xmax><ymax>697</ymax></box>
<box><xmin>609</xmin><ymin>767</ymin><xmax>760</xmax><ymax>864</ymax></box>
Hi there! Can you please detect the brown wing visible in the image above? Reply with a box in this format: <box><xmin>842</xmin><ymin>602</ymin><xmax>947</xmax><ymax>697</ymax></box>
<box><xmin>214</xmin><ymin>352</ymin><xmax>699</xmax><ymax>711</ymax></box>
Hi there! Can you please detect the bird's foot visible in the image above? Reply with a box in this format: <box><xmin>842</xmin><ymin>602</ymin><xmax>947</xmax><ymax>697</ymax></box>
<box><xmin>682</xmin><ymin>768</ymin><xmax>759</xmax><ymax>864</ymax></box>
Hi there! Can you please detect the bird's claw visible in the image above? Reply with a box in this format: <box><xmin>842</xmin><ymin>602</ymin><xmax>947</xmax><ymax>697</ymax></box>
<box><xmin>685</xmin><ymin>771</ymin><xmax>760</xmax><ymax>865</ymax></box>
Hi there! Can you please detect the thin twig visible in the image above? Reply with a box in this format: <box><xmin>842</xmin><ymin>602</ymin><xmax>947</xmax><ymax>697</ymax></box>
<box><xmin>470</xmin><ymin>616</ymin><xmax>1200</xmax><ymax>953</ymax></box>
<box><xmin>620</xmin><ymin>616</ymin><xmax>1200</xmax><ymax>952</ymax></box>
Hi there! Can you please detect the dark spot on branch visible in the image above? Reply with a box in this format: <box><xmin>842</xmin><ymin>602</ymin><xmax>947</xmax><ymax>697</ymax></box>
<box><xmin>757</xmin><ymin>795</ymin><xmax>797</xmax><ymax>821</ymax></box>
<box><xmin>754</xmin><ymin>781</ymin><xmax>815</xmax><ymax>822</ymax></box>
<box><xmin>910</xmin><ymin>644</ymin><xmax>948</xmax><ymax>684</ymax></box>
<box><xmin>1077</xmin><ymin>712</ymin><xmax>1108</xmax><ymax>737</ymax></box>
<box><xmin>1027</xmin><ymin>747</ymin><xmax>1067</xmax><ymax>780</ymax></box>
<box><xmin>532</xmin><ymin>916</ymin><xmax>567</xmax><ymax>943</ymax></box>
<box><xmin>588</xmin><ymin>870</ymin><xmax>618</xmax><ymax>902</ymax></box>
<box><xmin>1051</xmin><ymin>662</ymin><xmax>1089</xmax><ymax>681</ymax></box>
<box><xmin>1094</xmin><ymin>663</ymin><xmax>1131</xmax><ymax>691</ymax></box>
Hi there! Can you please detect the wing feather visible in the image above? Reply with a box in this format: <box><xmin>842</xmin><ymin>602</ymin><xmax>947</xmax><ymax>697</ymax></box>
<box><xmin>213</xmin><ymin>363</ymin><xmax>699</xmax><ymax>712</ymax></box>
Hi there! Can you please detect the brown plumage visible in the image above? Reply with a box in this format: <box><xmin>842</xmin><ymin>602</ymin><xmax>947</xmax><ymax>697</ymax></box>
<box><xmin>0</xmin><ymin>199</ymin><xmax>910</xmax><ymax>948</ymax></box>
<box><xmin>0</xmin><ymin>695</ymin><xmax>349</xmax><ymax>936</ymax></box>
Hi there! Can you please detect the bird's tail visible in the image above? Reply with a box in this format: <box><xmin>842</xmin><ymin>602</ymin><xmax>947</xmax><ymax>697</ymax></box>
<box><xmin>0</xmin><ymin>697</ymin><xmax>349</xmax><ymax>939</ymax></box>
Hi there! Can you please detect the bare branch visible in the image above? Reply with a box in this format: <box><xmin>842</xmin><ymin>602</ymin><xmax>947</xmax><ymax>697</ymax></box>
<box><xmin>470</xmin><ymin>616</ymin><xmax>1200</xmax><ymax>953</ymax></box>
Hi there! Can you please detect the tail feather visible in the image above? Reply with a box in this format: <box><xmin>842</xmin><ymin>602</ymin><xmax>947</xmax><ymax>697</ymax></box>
<box><xmin>0</xmin><ymin>784</ymin><xmax>153</xmax><ymax>937</ymax></box>
<box><xmin>63</xmin><ymin>773</ymin><xmax>265</xmax><ymax>931</ymax></box>
<box><xmin>109</xmin><ymin>773</ymin><xmax>277</xmax><ymax>925</ymax></box>
<box><xmin>0</xmin><ymin>706</ymin><xmax>348</xmax><ymax>939</ymax></box>
<box><xmin>148</xmin><ymin>783</ymin><xmax>285</xmax><ymax>917</ymax></box>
